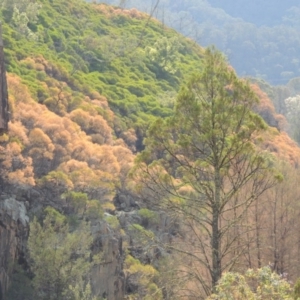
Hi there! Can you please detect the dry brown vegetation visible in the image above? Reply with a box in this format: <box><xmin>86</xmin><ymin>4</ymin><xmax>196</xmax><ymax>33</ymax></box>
<box><xmin>92</xmin><ymin>3</ymin><xmax>148</xmax><ymax>20</ymax></box>
<box><xmin>2</xmin><ymin>41</ymin><xmax>300</xmax><ymax>300</ymax></box>
<box><xmin>129</xmin><ymin>57</ymin><xmax>300</xmax><ymax>298</ymax></box>
<box><xmin>252</xmin><ymin>83</ymin><xmax>287</xmax><ymax>130</ymax></box>
<box><xmin>0</xmin><ymin>73</ymin><xmax>135</xmax><ymax>212</ymax></box>
<box><xmin>250</xmin><ymin>84</ymin><xmax>300</xmax><ymax>166</ymax></box>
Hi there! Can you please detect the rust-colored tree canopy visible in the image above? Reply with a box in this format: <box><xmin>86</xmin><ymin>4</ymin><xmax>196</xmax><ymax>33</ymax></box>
<box><xmin>0</xmin><ymin>24</ymin><xmax>9</xmax><ymax>135</ymax></box>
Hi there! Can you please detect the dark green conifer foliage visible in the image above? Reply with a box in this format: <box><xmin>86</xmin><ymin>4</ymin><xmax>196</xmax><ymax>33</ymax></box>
<box><xmin>294</xmin><ymin>278</ymin><xmax>300</xmax><ymax>300</ymax></box>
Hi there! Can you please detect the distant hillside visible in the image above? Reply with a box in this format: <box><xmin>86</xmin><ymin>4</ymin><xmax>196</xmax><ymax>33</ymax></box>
<box><xmin>208</xmin><ymin>0</ymin><xmax>299</xmax><ymax>26</ymax></box>
<box><xmin>2</xmin><ymin>0</ymin><xmax>207</xmax><ymax>150</ymax></box>
<box><xmin>101</xmin><ymin>0</ymin><xmax>300</xmax><ymax>85</ymax></box>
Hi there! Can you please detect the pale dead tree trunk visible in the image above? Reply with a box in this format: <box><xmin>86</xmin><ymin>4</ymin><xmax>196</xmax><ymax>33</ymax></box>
<box><xmin>270</xmin><ymin>185</ymin><xmax>288</xmax><ymax>275</ymax></box>
<box><xmin>242</xmin><ymin>208</ymin><xmax>253</xmax><ymax>269</ymax></box>
<box><xmin>223</xmin><ymin>190</ymin><xmax>255</xmax><ymax>273</ymax></box>
<box><xmin>255</xmin><ymin>198</ymin><xmax>262</xmax><ymax>268</ymax></box>
<box><xmin>211</xmin><ymin>170</ymin><xmax>221</xmax><ymax>287</ymax></box>
<box><xmin>272</xmin><ymin>189</ymin><xmax>279</xmax><ymax>272</ymax></box>
<box><xmin>238</xmin><ymin>163</ymin><xmax>300</xmax><ymax>282</ymax></box>
<box><xmin>265</xmin><ymin>164</ymin><xmax>300</xmax><ymax>279</ymax></box>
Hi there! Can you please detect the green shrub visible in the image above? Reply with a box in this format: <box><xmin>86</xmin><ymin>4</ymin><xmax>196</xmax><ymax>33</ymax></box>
<box><xmin>138</xmin><ymin>208</ymin><xmax>159</xmax><ymax>227</ymax></box>
<box><xmin>208</xmin><ymin>266</ymin><xmax>293</xmax><ymax>300</ymax></box>
<box><xmin>293</xmin><ymin>278</ymin><xmax>300</xmax><ymax>300</ymax></box>
<box><xmin>104</xmin><ymin>214</ymin><xmax>120</xmax><ymax>229</ymax></box>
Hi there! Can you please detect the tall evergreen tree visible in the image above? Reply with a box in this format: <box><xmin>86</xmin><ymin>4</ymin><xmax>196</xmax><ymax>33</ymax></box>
<box><xmin>133</xmin><ymin>47</ymin><xmax>279</xmax><ymax>297</ymax></box>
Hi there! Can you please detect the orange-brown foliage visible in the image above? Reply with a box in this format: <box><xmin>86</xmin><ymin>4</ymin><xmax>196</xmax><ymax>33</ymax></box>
<box><xmin>20</xmin><ymin>57</ymin><xmax>45</xmax><ymax>72</ymax></box>
<box><xmin>69</xmin><ymin>109</ymin><xmax>113</xmax><ymax>144</ymax></box>
<box><xmin>29</xmin><ymin>128</ymin><xmax>54</xmax><ymax>153</ymax></box>
<box><xmin>69</xmin><ymin>109</ymin><xmax>90</xmax><ymax>131</ymax></box>
<box><xmin>0</xmin><ymin>141</ymin><xmax>35</xmax><ymax>186</ymax></box>
<box><xmin>251</xmin><ymin>84</ymin><xmax>287</xmax><ymax>130</ymax></box>
<box><xmin>8</xmin><ymin>74</ymin><xmax>32</xmax><ymax>105</ymax></box>
<box><xmin>93</xmin><ymin>4</ymin><xmax>147</xmax><ymax>20</ymax></box>
<box><xmin>111</xmin><ymin>144</ymin><xmax>134</xmax><ymax>175</ymax></box>
<box><xmin>1</xmin><ymin>73</ymin><xmax>135</xmax><ymax>204</ymax></box>
<box><xmin>8</xmin><ymin>121</ymin><xmax>29</xmax><ymax>146</ymax></box>
<box><xmin>120</xmin><ymin>128</ymin><xmax>137</xmax><ymax>152</ymax></box>
<box><xmin>58</xmin><ymin>159</ymin><xmax>115</xmax><ymax>201</ymax></box>
<box><xmin>262</xmin><ymin>129</ymin><xmax>300</xmax><ymax>167</ymax></box>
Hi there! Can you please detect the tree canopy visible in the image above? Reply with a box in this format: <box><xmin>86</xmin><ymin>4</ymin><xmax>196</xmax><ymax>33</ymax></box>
<box><xmin>133</xmin><ymin>47</ymin><xmax>279</xmax><ymax>297</ymax></box>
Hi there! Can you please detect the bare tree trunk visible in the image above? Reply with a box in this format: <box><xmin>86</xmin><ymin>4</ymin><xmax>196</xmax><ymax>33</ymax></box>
<box><xmin>255</xmin><ymin>199</ymin><xmax>262</xmax><ymax>268</ymax></box>
<box><xmin>211</xmin><ymin>170</ymin><xmax>221</xmax><ymax>288</ymax></box>
<box><xmin>246</xmin><ymin>210</ymin><xmax>253</xmax><ymax>269</ymax></box>
<box><xmin>272</xmin><ymin>194</ymin><xmax>279</xmax><ymax>272</ymax></box>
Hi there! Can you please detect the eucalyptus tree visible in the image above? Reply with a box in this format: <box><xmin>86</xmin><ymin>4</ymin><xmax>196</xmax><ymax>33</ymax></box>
<box><xmin>133</xmin><ymin>47</ymin><xmax>279</xmax><ymax>297</ymax></box>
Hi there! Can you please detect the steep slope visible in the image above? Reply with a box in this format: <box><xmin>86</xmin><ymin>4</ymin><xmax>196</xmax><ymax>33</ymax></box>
<box><xmin>0</xmin><ymin>0</ymin><xmax>204</xmax><ymax>299</ymax></box>
<box><xmin>2</xmin><ymin>0</ymin><xmax>204</xmax><ymax>149</ymax></box>
<box><xmin>1</xmin><ymin>0</ymin><xmax>300</xmax><ymax>299</ymax></box>
<box><xmin>102</xmin><ymin>0</ymin><xmax>300</xmax><ymax>84</ymax></box>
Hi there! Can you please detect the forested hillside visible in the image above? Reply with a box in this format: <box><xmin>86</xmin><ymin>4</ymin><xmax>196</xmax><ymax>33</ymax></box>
<box><xmin>250</xmin><ymin>76</ymin><xmax>300</xmax><ymax>146</ymax></box>
<box><xmin>1</xmin><ymin>0</ymin><xmax>300</xmax><ymax>299</ymax></box>
<box><xmin>2</xmin><ymin>0</ymin><xmax>206</xmax><ymax>148</ymax></box>
<box><xmin>102</xmin><ymin>0</ymin><xmax>300</xmax><ymax>85</ymax></box>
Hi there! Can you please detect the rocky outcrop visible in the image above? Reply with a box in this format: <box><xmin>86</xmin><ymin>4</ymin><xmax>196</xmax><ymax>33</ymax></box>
<box><xmin>0</xmin><ymin>195</ymin><xmax>29</xmax><ymax>299</ymax></box>
<box><xmin>114</xmin><ymin>192</ymin><xmax>140</xmax><ymax>212</ymax></box>
<box><xmin>0</xmin><ymin>194</ymin><xmax>126</xmax><ymax>300</ymax></box>
<box><xmin>91</xmin><ymin>221</ymin><xmax>125</xmax><ymax>300</ymax></box>
<box><xmin>0</xmin><ymin>24</ymin><xmax>9</xmax><ymax>135</ymax></box>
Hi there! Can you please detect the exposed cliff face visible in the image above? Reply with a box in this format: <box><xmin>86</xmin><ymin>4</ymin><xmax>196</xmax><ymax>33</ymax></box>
<box><xmin>91</xmin><ymin>221</ymin><xmax>125</xmax><ymax>300</ymax></box>
<box><xmin>0</xmin><ymin>192</ymin><xmax>126</xmax><ymax>300</ymax></box>
<box><xmin>0</xmin><ymin>195</ymin><xmax>29</xmax><ymax>299</ymax></box>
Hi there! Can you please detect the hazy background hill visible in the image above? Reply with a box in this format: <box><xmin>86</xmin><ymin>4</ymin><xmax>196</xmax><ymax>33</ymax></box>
<box><xmin>100</xmin><ymin>0</ymin><xmax>300</xmax><ymax>84</ymax></box>
<box><xmin>208</xmin><ymin>0</ymin><xmax>299</xmax><ymax>26</ymax></box>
